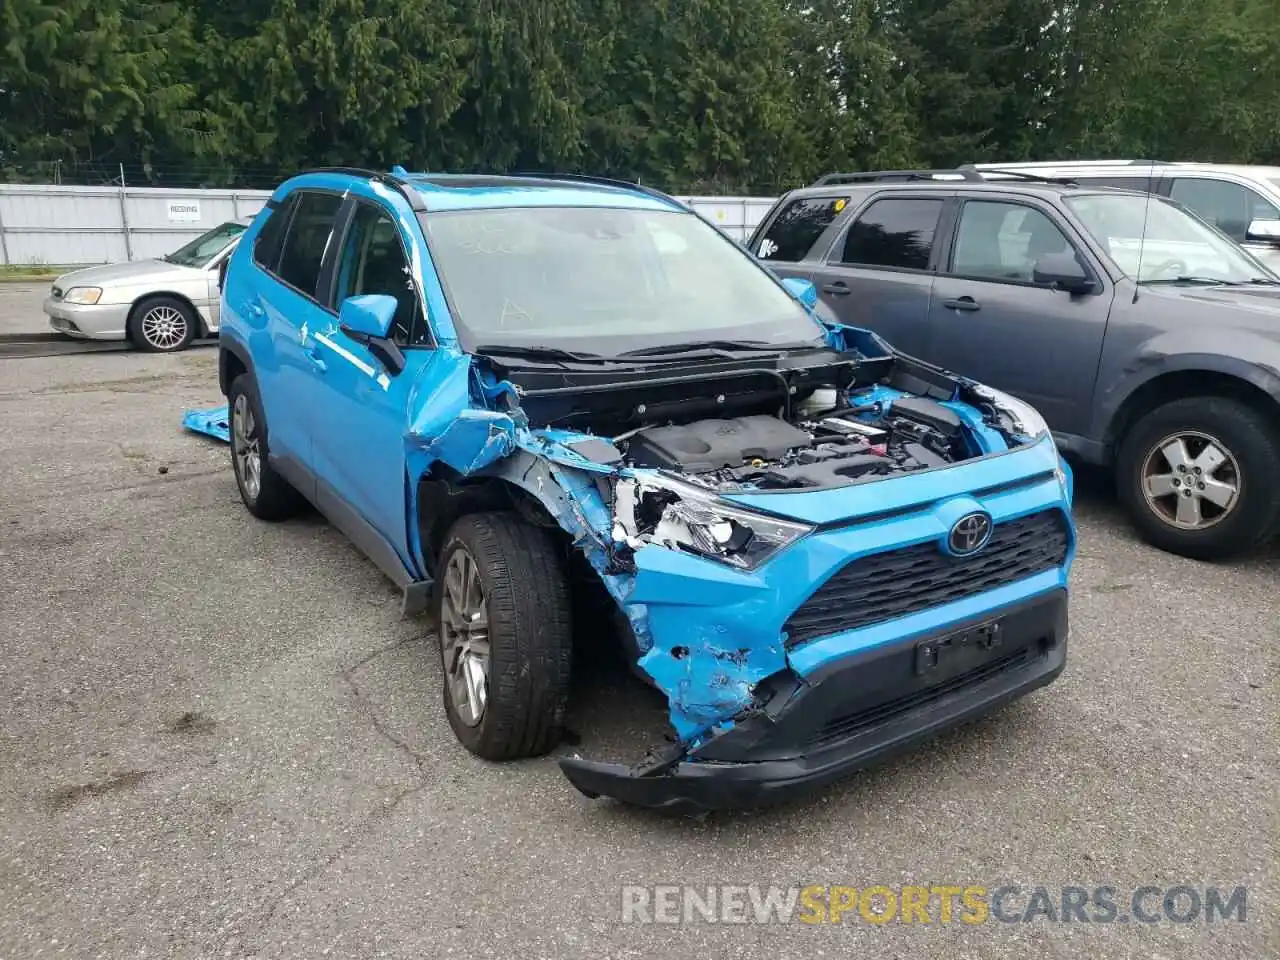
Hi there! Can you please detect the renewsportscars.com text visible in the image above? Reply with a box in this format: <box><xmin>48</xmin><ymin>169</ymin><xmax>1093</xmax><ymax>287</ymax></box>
<box><xmin>620</xmin><ymin>884</ymin><xmax>1249</xmax><ymax>926</ymax></box>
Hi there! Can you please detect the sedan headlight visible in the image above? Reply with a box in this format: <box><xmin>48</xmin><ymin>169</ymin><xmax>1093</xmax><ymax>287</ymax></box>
<box><xmin>615</xmin><ymin>475</ymin><xmax>812</xmax><ymax>570</ymax></box>
<box><xmin>63</xmin><ymin>286</ymin><xmax>103</xmax><ymax>305</ymax></box>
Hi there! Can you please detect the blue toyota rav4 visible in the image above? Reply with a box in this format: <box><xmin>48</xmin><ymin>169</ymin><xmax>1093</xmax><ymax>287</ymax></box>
<box><xmin>214</xmin><ymin>167</ymin><xmax>1076</xmax><ymax>813</ymax></box>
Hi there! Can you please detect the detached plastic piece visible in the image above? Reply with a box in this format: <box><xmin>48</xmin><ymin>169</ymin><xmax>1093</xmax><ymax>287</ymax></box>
<box><xmin>183</xmin><ymin>405</ymin><xmax>230</xmax><ymax>443</ymax></box>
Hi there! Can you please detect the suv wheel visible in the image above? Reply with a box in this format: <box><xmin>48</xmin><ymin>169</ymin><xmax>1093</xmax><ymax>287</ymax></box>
<box><xmin>435</xmin><ymin>512</ymin><xmax>573</xmax><ymax>761</ymax></box>
<box><xmin>1116</xmin><ymin>396</ymin><xmax>1280</xmax><ymax>560</ymax></box>
<box><xmin>227</xmin><ymin>373</ymin><xmax>305</xmax><ymax>522</ymax></box>
<box><xmin>128</xmin><ymin>295</ymin><xmax>196</xmax><ymax>352</ymax></box>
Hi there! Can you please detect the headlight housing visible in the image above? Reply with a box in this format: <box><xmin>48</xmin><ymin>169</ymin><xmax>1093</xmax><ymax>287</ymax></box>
<box><xmin>984</xmin><ymin>387</ymin><xmax>1050</xmax><ymax>441</ymax></box>
<box><xmin>614</xmin><ymin>475</ymin><xmax>812</xmax><ymax>570</ymax></box>
<box><xmin>63</xmin><ymin>286</ymin><xmax>103</xmax><ymax>305</ymax></box>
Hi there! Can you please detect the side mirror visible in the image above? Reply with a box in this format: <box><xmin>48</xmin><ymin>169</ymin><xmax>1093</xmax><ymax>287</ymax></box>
<box><xmin>780</xmin><ymin>277</ymin><xmax>819</xmax><ymax>309</ymax></box>
<box><xmin>338</xmin><ymin>293</ymin><xmax>405</xmax><ymax>376</ymax></box>
<box><xmin>1245</xmin><ymin>219</ymin><xmax>1280</xmax><ymax>247</ymax></box>
<box><xmin>1033</xmin><ymin>251</ymin><xmax>1098</xmax><ymax>295</ymax></box>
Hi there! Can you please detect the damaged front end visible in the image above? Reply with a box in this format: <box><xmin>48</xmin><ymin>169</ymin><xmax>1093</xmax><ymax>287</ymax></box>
<box><xmin>454</xmin><ymin>336</ymin><xmax>1072</xmax><ymax>813</ymax></box>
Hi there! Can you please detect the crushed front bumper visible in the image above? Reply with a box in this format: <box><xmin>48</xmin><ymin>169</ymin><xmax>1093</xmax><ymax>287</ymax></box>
<box><xmin>560</xmin><ymin>589</ymin><xmax>1067</xmax><ymax>815</ymax></box>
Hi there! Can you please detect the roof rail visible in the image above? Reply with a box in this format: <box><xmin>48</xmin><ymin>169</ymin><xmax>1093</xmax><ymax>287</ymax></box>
<box><xmin>301</xmin><ymin>166</ymin><xmax>427</xmax><ymax>212</ymax></box>
<box><xmin>1127</xmin><ymin>159</ymin><xmax>1171</xmax><ymax>166</ymax></box>
<box><xmin>506</xmin><ymin>171</ymin><xmax>685</xmax><ymax>206</ymax></box>
<box><xmin>955</xmin><ymin>164</ymin><xmax>1078</xmax><ymax>185</ymax></box>
<box><xmin>811</xmin><ymin>168</ymin><xmax>985</xmax><ymax>186</ymax></box>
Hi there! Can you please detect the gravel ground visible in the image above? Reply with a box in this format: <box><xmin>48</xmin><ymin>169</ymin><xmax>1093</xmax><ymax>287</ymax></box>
<box><xmin>0</xmin><ymin>326</ymin><xmax>1275</xmax><ymax>958</ymax></box>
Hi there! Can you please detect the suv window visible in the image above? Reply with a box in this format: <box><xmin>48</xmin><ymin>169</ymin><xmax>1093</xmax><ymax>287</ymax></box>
<box><xmin>253</xmin><ymin>196</ymin><xmax>295</xmax><ymax>273</ymax></box>
<box><xmin>333</xmin><ymin>200</ymin><xmax>426</xmax><ymax>346</ymax></box>
<box><xmin>838</xmin><ymin>197</ymin><xmax>944</xmax><ymax>270</ymax></box>
<box><xmin>1169</xmin><ymin>178</ymin><xmax>1280</xmax><ymax>242</ymax></box>
<box><xmin>950</xmin><ymin>201</ymin><xmax>1074</xmax><ymax>283</ymax></box>
<box><xmin>275</xmin><ymin>191</ymin><xmax>344</xmax><ymax>297</ymax></box>
<box><xmin>756</xmin><ymin>196</ymin><xmax>848</xmax><ymax>261</ymax></box>
<box><xmin>1087</xmin><ymin>176</ymin><xmax>1155</xmax><ymax>191</ymax></box>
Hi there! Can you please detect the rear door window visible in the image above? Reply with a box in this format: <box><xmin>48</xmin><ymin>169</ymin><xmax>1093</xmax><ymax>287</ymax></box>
<box><xmin>1169</xmin><ymin>178</ymin><xmax>1280</xmax><ymax>241</ymax></box>
<box><xmin>755</xmin><ymin>196</ymin><xmax>849</xmax><ymax>261</ymax></box>
<box><xmin>252</xmin><ymin>196</ymin><xmax>296</xmax><ymax>273</ymax></box>
<box><xmin>837</xmin><ymin>197</ymin><xmax>945</xmax><ymax>271</ymax></box>
<box><xmin>275</xmin><ymin>192</ymin><xmax>345</xmax><ymax>298</ymax></box>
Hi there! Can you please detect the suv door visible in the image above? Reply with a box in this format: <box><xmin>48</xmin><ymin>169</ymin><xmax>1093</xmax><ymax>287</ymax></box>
<box><xmin>1167</xmin><ymin>175</ymin><xmax>1280</xmax><ymax>271</ymax></box>
<box><xmin>306</xmin><ymin>194</ymin><xmax>435</xmax><ymax>575</ymax></box>
<box><xmin>231</xmin><ymin>189</ymin><xmax>345</xmax><ymax>483</ymax></box>
<box><xmin>809</xmin><ymin>194</ymin><xmax>950</xmax><ymax>358</ymax></box>
<box><xmin>925</xmin><ymin>196</ymin><xmax>1113</xmax><ymax>435</ymax></box>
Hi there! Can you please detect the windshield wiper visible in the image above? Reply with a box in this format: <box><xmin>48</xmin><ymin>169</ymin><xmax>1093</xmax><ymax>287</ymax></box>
<box><xmin>1141</xmin><ymin>276</ymin><xmax>1237</xmax><ymax>286</ymax></box>
<box><xmin>473</xmin><ymin>344</ymin><xmax>614</xmax><ymax>365</ymax></box>
<box><xmin>619</xmin><ymin>339</ymin><xmax>827</xmax><ymax>359</ymax></box>
<box><xmin>1246</xmin><ymin>277</ymin><xmax>1280</xmax><ymax>286</ymax></box>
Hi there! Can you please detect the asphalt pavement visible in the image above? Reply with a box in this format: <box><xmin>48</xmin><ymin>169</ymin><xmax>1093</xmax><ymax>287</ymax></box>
<box><xmin>0</xmin><ymin>288</ymin><xmax>1275</xmax><ymax>959</ymax></box>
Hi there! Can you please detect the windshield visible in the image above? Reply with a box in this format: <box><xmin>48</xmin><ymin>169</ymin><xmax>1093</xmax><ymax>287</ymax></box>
<box><xmin>1064</xmin><ymin>194</ymin><xmax>1274</xmax><ymax>283</ymax></box>
<box><xmin>420</xmin><ymin>207</ymin><xmax>827</xmax><ymax>353</ymax></box>
<box><xmin>163</xmin><ymin>221</ymin><xmax>245</xmax><ymax>268</ymax></box>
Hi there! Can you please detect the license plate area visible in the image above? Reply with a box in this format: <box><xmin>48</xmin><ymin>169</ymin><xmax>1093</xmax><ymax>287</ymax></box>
<box><xmin>914</xmin><ymin>620</ymin><xmax>1004</xmax><ymax>680</ymax></box>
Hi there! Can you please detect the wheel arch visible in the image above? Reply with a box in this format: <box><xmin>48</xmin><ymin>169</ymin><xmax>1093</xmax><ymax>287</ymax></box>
<box><xmin>129</xmin><ymin>290</ymin><xmax>206</xmax><ymax>337</ymax></box>
<box><xmin>218</xmin><ymin>336</ymin><xmax>254</xmax><ymax>398</ymax></box>
<box><xmin>1102</xmin><ymin>359</ymin><xmax>1280</xmax><ymax>454</ymax></box>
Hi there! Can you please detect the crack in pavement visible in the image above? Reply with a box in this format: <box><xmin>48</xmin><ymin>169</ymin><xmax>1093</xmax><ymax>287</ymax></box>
<box><xmin>216</xmin><ymin>635</ymin><xmax>433</xmax><ymax>957</ymax></box>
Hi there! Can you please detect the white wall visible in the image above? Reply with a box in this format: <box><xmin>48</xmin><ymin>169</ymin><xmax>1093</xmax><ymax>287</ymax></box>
<box><xmin>0</xmin><ymin>184</ymin><xmax>775</xmax><ymax>266</ymax></box>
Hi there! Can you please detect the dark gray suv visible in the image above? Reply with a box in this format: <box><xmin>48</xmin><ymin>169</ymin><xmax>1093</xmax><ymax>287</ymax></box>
<box><xmin>749</xmin><ymin>168</ymin><xmax>1280</xmax><ymax>560</ymax></box>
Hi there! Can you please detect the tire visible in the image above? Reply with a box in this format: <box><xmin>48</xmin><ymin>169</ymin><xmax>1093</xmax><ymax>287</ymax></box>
<box><xmin>227</xmin><ymin>373</ymin><xmax>306</xmax><ymax>522</ymax></box>
<box><xmin>127</xmin><ymin>295</ymin><xmax>197</xmax><ymax>352</ymax></box>
<box><xmin>435</xmin><ymin>512</ymin><xmax>573</xmax><ymax>761</ymax></box>
<box><xmin>1115</xmin><ymin>396</ymin><xmax>1280</xmax><ymax>560</ymax></box>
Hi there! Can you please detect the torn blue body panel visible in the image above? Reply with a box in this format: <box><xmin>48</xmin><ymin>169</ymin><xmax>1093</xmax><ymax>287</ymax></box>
<box><xmin>183</xmin><ymin>404</ymin><xmax>230</xmax><ymax>443</ymax></box>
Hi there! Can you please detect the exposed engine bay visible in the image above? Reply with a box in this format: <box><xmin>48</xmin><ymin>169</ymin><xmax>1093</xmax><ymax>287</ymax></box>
<box><xmin>621</xmin><ymin>394</ymin><xmax>965</xmax><ymax>489</ymax></box>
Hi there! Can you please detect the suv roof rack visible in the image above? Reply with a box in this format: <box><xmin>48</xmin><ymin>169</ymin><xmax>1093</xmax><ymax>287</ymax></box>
<box><xmin>810</xmin><ymin>166</ymin><xmax>1080</xmax><ymax>188</ymax></box>
<box><xmin>811</xmin><ymin>168</ymin><xmax>985</xmax><ymax>186</ymax></box>
<box><xmin>302</xmin><ymin>166</ymin><xmax>428</xmax><ymax>212</ymax></box>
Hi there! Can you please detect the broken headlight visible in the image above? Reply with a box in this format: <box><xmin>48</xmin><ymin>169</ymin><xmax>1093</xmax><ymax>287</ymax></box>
<box><xmin>638</xmin><ymin>477</ymin><xmax>813</xmax><ymax>570</ymax></box>
<box><xmin>987</xmin><ymin>387</ymin><xmax>1049</xmax><ymax>441</ymax></box>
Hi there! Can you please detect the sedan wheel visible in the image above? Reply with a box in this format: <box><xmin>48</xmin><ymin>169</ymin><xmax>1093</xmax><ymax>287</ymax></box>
<box><xmin>141</xmin><ymin>305</ymin><xmax>188</xmax><ymax>350</ymax></box>
<box><xmin>440</xmin><ymin>546</ymin><xmax>491</xmax><ymax>727</ymax></box>
<box><xmin>1140</xmin><ymin>430</ymin><xmax>1240</xmax><ymax>530</ymax></box>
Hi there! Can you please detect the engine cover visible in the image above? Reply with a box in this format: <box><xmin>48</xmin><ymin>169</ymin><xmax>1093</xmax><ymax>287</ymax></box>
<box><xmin>627</xmin><ymin>415</ymin><xmax>812</xmax><ymax>473</ymax></box>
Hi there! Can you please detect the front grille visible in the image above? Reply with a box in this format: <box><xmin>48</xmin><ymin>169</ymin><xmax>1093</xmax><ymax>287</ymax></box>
<box><xmin>808</xmin><ymin>644</ymin><xmax>1043</xmax><ymax>750</ymax></box>
<box><xmin>783</xmin><ymin>509</ymin><xmax>1069</xmax><ymax>648</ymax></box>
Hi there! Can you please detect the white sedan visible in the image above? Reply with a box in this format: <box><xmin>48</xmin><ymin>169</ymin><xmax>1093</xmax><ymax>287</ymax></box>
<box><xmin>43</xmin><ymin>219</ymin><xmax>249</xmax><ymax>352</ymax></box>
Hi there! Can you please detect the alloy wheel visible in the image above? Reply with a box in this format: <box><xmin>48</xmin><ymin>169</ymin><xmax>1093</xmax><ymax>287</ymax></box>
<box><xmin>440</xmin><ymin>547</ymin><xmax>491</xmax><ymax>727</ymax></box>
<box><xmin>1140</xmin><ymin>430</ymin><xmax>1241</xmax><ymax>530</ymax></box>
<box><xmin>140</xmin><ymin>305</ymin><xmax>188</xmax><ymax>350</ymax></box>
<box><xmin>231</xmin><ymin>393</ymin><xmax>262</xmax><ymax>501</ymax></box>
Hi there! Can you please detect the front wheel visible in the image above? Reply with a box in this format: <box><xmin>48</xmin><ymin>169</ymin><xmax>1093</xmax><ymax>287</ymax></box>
<box><xmin>435</xmin><ymin>512</ymin><xmax>573</xmax><ymax>761</ymax></box>
<box><xmin>128</xmin><ymin>296</ymin><xmax>196</xmax><ymax>352</ymax></box>
<box><xmin>1115</xmin><ymin>396</ymin><xmax>1280</xmax><ymax>560</ymax></box>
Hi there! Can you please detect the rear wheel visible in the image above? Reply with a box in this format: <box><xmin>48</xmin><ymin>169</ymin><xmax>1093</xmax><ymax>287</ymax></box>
<box><xmin>435</xmin><ymin>512</ymin><xmax>573</xmax><ymax>760</ymax></box>
<box><xmin>128</xmin><ymin>295</ymin><xmax>196</xmax><ymax>352</ymax></box>
<box><xmin>1115</xmin><ymin>396</ymin><xmax>1280</xmax><ymax>559</ymax></box>
<box><xmin>227</xmin><ymin>373</ymin><xmax>305</xmax><ymax>522</ymax></box>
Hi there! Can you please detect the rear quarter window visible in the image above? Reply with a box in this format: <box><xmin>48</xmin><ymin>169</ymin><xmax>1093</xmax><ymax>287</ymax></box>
<box><xmin>252</xmin><ymin>197</ymin><xmax>295</xmax><ymax>273</ymax></box>
<box><xmin>756</xmin><ymin>196</ymin><xmax>849</xmax><ymax>262</ymax></box>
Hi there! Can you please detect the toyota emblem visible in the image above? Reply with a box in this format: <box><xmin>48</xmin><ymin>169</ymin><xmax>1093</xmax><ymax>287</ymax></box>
<box><xmin>947</xmin><ymin>512</ymin><xmax>993</xmax><ymax>557</ymax></box>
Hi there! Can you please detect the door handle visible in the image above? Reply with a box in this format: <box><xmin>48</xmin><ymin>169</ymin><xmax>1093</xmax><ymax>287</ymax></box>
<box><xmin>246</xmin><ymin>302</ymin><xmax>265</xmax><ymax>318</ymax></box>
<box><xmin>304</xmin><ymin>345</ymin><xmax>328</xmax><ymax>374</ymax></box>
<box><xmin>821</xmin><ymin>281</ymin><xmax>851</xmax><ymax>296</ymax></box>
<box><xmin>942</xmin><ymin>296</ymin><xmax>980</xmax><ymax>312</ymax></box>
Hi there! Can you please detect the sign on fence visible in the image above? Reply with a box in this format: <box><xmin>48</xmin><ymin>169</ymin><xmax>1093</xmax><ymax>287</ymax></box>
<box><xmin>166</xmin><ymin>200</ymin><xmax>202</xmax><ymax>223</ymax></box>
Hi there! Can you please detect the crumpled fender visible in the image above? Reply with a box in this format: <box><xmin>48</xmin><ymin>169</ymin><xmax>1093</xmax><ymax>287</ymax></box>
<box><xmin>629</xmin><ymin>545</ymin><xmax>781</xmax><ymax>742</ymax></box>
